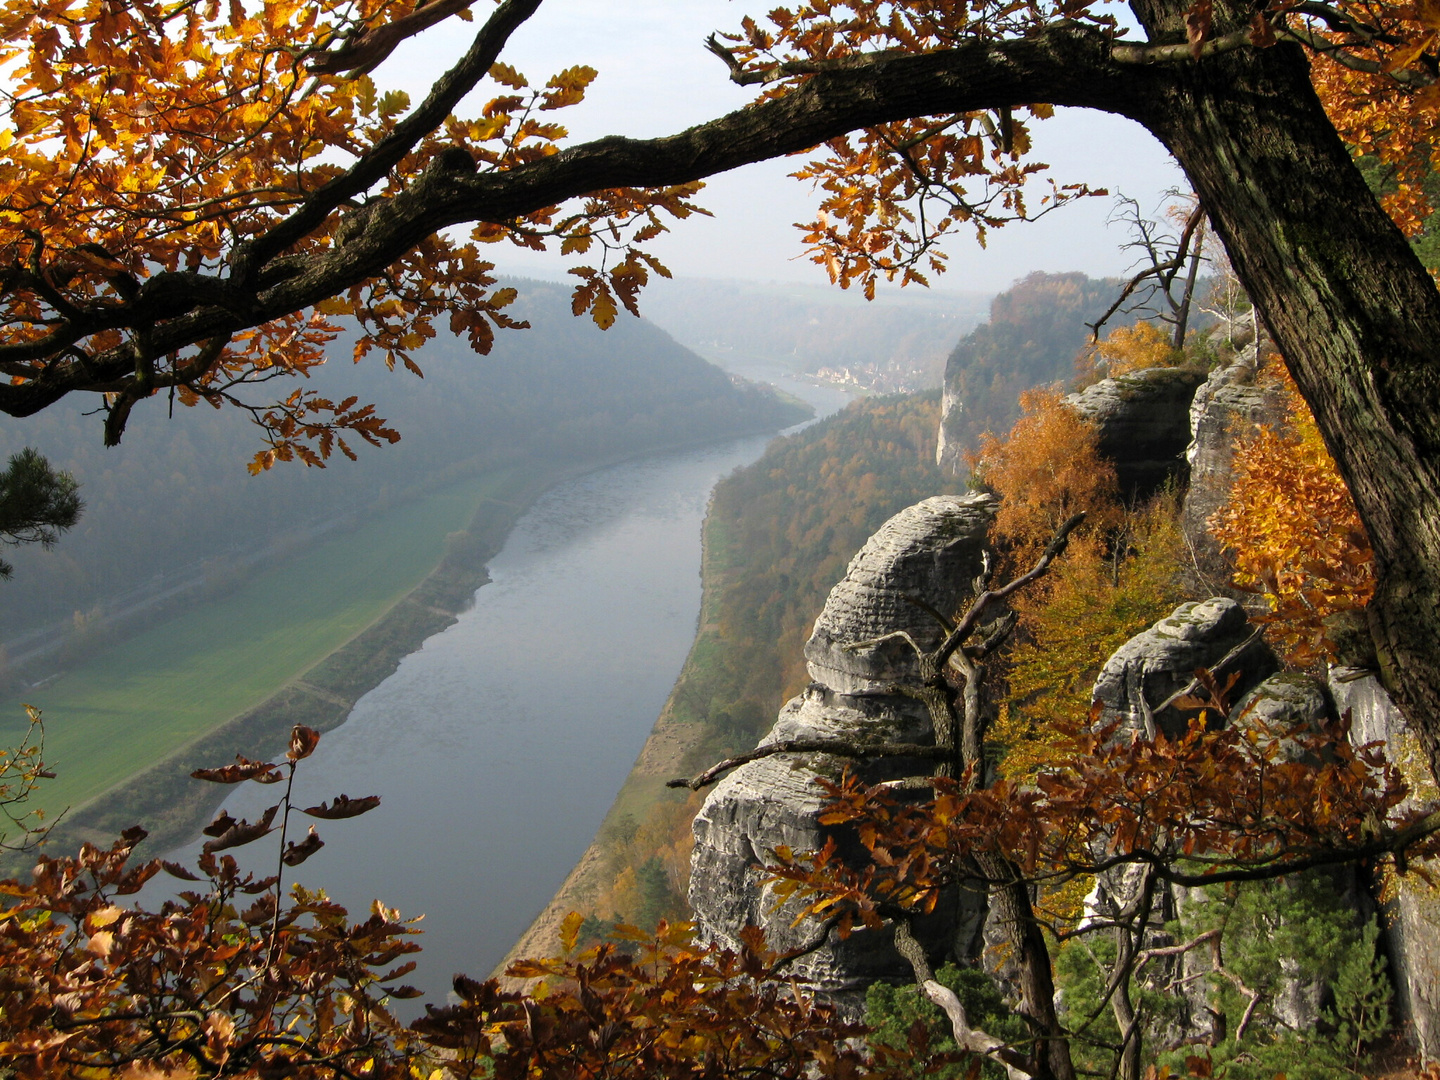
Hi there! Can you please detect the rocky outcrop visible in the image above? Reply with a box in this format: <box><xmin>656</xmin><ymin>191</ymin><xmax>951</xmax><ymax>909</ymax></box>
<box><xmin>1064</xmin><ymin>366</ymin><xmax>1208</xmax><ymax>502</ymax></box>
<box><xmin>936</xmin><ymin>272</ymin><xmax>1125</xmax><ymax>476</ymax></box>
<box><xmin>1089</xmin><ymin>612</ymin><xmax>1359</xmax><ymax>1044</ymax></box>
<box><xmin>690</xmin><ymin>494</ymin><xmax>997</xmax><ymax>1010</ymax></box>
<box><xmin>1091</xmin><ymin>597</ymin><xmax>1279</xmax><ymax>740</ymax></box>
<box><xmin>1179</xmin><ymin>350</ymin><xmax>1286</xmax><ymax>591</ymax></box>
<box><xmin>1331</xmin><ymin>667</ymin><xmax>1440</xmax><ymax>1058</ymax></box>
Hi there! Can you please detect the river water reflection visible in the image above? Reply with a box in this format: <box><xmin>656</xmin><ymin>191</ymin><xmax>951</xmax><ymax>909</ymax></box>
<box><xmin>163</xmin><ymin>360</ymin><xmax>849</xmax><ymax>1004</ymax></box>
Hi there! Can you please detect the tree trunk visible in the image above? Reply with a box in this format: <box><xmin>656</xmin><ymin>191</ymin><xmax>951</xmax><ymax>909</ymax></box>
<box><xmin>1121</xmin><ymin>11</ymin><xmax>1440</xmax><ymax>778</ymax></box>
<box><xmin>975</xmin><ymin>852</ymin><xmax>1077</xmax><ymax>1080</ymax></box>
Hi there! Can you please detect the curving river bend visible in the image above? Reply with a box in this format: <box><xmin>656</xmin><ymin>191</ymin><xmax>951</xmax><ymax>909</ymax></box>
<box><xmin>163</xmin><ymin>360</ymin><xmax>848</xmax><ymax>1004</ymax></box>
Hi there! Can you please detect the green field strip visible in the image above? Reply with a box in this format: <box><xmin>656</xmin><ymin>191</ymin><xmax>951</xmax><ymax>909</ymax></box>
<box><xmin>3</xmin><ymin>470</ymin><xmax>520</xmax><ymax>821</ymax></box>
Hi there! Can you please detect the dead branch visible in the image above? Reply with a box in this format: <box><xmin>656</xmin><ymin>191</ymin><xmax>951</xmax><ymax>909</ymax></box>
<box><xmin>935</xmin><ymin>513</ymin><xmax>1086</xmax><ymax>670</ymax></box>
<box><xmin>892</xmin><ymin>918</ymin><xmax>1034</xmax><ymax>1078</ymax></box>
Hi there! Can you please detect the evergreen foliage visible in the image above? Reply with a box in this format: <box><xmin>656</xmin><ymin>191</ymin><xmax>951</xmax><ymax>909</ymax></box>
<box><xmin>865</xmin><ymin>964</ymin><xmax>1027</xmax><ymax>1079</ymax></box>
<box><xmin>1056</xmin><ymin>874</ymin><xmax>1394</xmax><ymax>1080</ymax></box>
<box><xmin>0</xmin><ymin>449</ymin><xmax>81</xmax><ymax>580</ymax></box>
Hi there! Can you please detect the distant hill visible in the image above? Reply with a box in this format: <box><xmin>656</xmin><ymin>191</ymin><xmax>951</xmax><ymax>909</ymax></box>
<box><xmin>936</xmin><ymin>271</ymin><xmax>1129</xmax><ymax>473</ymax></box>
<box><xmin>641</xmin><ymin>277</ymin><xmax>989</xmax><ymax>393</ymax></box>
<box><xmin>0</xmin><ymin>279</ymin><xmax>807</xmax><ymax>639</ymax></box>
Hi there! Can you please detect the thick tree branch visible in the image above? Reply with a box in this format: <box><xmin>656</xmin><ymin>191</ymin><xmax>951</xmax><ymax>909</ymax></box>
<box><xmin>235</xmin><ymin>0</ymin><xmax>545</xmax><ymax>280</ymax></box>
<box><xmin>0</xmin><ymin>24</ymin><xmax>1149</xmax><ymax>419</ymax></box>
<box><xmin>1068</xmin><ymin>806</ymin><xmax>1440</xmax><ymax>887</ymax></box>
<box><xmin>1110</xmin><ymin>27</ymin><xmax>1255</xmax><ymax>64</ymax></box>
<box><xmin>307</xmin><ymin>0</ymin><xmax>483</xmax><ymax>78</ymax></box>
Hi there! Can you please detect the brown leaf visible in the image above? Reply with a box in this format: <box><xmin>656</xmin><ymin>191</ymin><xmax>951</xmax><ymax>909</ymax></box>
<box><xmin>192</xmin><ymin>756</ymin><xmax>282</xmax><ymax>784</ymax></box>
<box><xmin>1184</xmin><ymin>0</ymin><xmax>1213</xmax><ymax>57</ymax></box>
<box><xmin>241</xmin><ymin>893</ymin><xmax>277</xmax><ymax>926</ymax></box>
<box><xmin>203</xmin><ymin>805</ymin><xmax>278</xmax><ymax>854</ymax></box>
<box><xmin>302</xmin><ymin>794</ymin><xmax>381</xmax><ymax>819</ymax></box>
<box><xmin>161</xmin><ymin>860</ymin><xmax>201</xmax><ymax>881</ymax></box>
<box><xmin>238</xmin><ymin>874</ymin><xmax>280</xmax><ymax>895</ymax></box>
<box><xmin>288</xmin><ymin>724</ymin><xmax>321</xmax><ymax>761</ymax></box>
<box><xmin>203</xmin><ymin>811</ymin><xmax>238</xmax><ymax>837</ymax></box>
<box><xmin>1248</xmin><ymin>11</ymin><xmax>1276</xmax><ymax>47</ymax></box>
<box><xmin>282</xmin><ymin>826</ymin><xmax>324</xmax><ymax>867</ymax></box>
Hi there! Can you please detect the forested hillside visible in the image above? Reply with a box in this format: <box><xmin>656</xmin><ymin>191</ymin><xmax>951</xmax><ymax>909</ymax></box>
<box><xmin>678</xmin><ymin>393</ymin><xmax>961</xmax><ymax>749</ymax></box>
<box><xmin>554</xmin><ymin>282</ymin><xmax>1135</xmax><ymax>939</ymax></box>
<box><xmin>0</xmin><ymin>280</ymin><xmax>805</xmax><ymax>643</ymax></box>
<box><xmin>937</xmin><ymin>272</ymin><xmax>1128</xmax><ymax>471</ymax></box>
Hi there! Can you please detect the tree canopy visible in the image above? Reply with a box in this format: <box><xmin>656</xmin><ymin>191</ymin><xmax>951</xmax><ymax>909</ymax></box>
<box><xmin>2</xmin><ymin>0</ymin><xmax>1440</xmax><ymax>770</ymax></box>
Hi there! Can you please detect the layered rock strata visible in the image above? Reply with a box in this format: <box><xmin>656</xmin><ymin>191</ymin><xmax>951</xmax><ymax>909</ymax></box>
<box><xmin>1091</xmin><ymin>597</ymin><xmax>1278</xmax><ymax>740</ymax></box>
<box><xmin>1179</xmin><ymin>350</ymin><xmax>1286</xmax><ymax>591</ymax></box>
<box><xmin>1331</xmin><ymin>667</ymin><xmax>1440</xmax><ymax>1058</ymax></box>
<box><xmin>689</xmin><ymin>494</ymin><xmax>997</xmax><ymax>1010</ymax></box>
<box><xmin>1064</xmin><ymin>367</ymin><xmax>1208</xmax><ymax>501</ymax></box>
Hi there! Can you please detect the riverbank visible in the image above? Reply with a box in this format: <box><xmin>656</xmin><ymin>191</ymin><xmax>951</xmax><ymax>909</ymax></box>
<box><xmin>500</xmin><ymin>392</ymin><xmax>958</xmax><ymax>970</ymax></box>
<box><xmin>14</xmin><ymin>418</ymin><xmax>805</xmax><ymax>871</ymax></box>
<box><xmin>13</xmin><ymin>464</ymin><xmax>553</xmax><ymax>867</ymax></box>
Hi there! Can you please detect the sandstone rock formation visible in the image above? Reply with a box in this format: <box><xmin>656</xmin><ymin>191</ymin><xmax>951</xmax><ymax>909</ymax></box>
<box><xmin>1089</xmin><ymin>613</ymin><xmax>1358</xmax><ymax>1045</ymax></box>
<box><xmin>1179</xmin><ymin>350</ymin><xmax>1286</xmax><ymax>591</ymax></box>
<box><xmin>690</xmin><ymin>494</ymin><xmax>997</xmax><ymax>1011</ymax></box>
<box><xmin>1064</xmin><ymin>366</ymin><xmax>1208</xmax><ymax>502</ymax></box>
<box><xmin>1331</xmin><ymin>667</ymin><xmax>1440</xmax><ymax>1058</ymax></box>
<box><xmin>1091</xmin><ymin>597</ymin><xmax>1278</xmax><ymax>740</ymax></box>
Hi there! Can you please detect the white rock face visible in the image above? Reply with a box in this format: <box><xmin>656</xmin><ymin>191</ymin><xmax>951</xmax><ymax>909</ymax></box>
<box><xmin>689</xmin><ymin>494</ymin><xmax>997</xmax><ymax>1011</ymax></box>
<box><xmin>1091</xmin><ymin>597</ymin><xmax>1278</xmax><ymax>739</ymax></box>
<box><xmin>1179</xmin><ymin>350</ymin><xmax>1286</xmax><ymax>589</ymax></box>
<box><xmin>1331</xmin><ymin>668</ymin><xmax>1440</xmax><ymax>1058</ymax></box>
<box><xmin>804</xmin><ymin>494</ymin><xmax>999</xmax><ymax>696</ymax></box>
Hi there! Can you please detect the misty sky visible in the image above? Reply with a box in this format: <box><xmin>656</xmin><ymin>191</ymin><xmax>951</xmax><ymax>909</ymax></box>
<box><xmin>384</xmin><ymin>0</ymin><xmax>1187</xmax><ymax>296</ymax></box>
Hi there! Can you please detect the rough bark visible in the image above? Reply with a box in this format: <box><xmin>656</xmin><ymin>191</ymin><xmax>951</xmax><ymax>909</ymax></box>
<box><xmin>974</xmin><ymin>851</ymin><xmax>1076</xmax><ymax>1080</ymax></box>
<box><xmin>1116</xmin><ymin>8</ymin><xmax>1440</xmax><ymax>780</ymax></box>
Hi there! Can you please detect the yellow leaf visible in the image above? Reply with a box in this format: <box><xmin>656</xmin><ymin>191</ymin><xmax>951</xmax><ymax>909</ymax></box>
<box><xmin>489</xmin><ymin>61</ymin><xmax>528</xmax><ymax>89</ymax></box>
<box><xmin>590</xmin><ymin>286</ymin><xmax>617</xmax><ymax>329</ymax></box>
<box><xmin>560</xmin><ymin>910</ymin><xmax>584</xmax><ymax>952</ymax></box>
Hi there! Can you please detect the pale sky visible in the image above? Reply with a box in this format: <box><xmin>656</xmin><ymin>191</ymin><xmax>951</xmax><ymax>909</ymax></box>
<box><xmin>382</xmin><ymin>0</ymin><xmax>1186</xmax><ymax>294</ymax></box>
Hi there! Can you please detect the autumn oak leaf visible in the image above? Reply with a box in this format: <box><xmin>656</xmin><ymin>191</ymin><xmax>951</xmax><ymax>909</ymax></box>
<box><xmin>203</xmin><ymin>804</ymin><xmax>278</xmax><ymax>854</ymax></box>
<box><xmin>282</xmin><ymin>826</ymin><xmax>324</xmax><ymax>867</ymax></box>
<box><xmin>302</xmin><ymin>794</ymin><xmax>381</xmax><ymax>819</ymax></box>
<box><xmin>192</xmin><ymin>756</ymin><xmax>283</xmax><ymax>784</ymax></box>
<box><xmin>287</xmin><ymin>724</ymin><xmax>321</xmax><ymax>761</ymax></box>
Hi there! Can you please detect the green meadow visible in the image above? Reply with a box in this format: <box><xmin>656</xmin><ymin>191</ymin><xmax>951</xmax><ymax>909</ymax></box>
<box><xmin>3</xmin><ymin>469</ymin><xmax>526</xmax><ymax>822</ymax></box>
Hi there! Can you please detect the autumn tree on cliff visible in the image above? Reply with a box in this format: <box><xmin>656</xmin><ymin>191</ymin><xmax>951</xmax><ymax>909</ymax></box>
<box><xmin>3</xmin><ymin>0</ymin><xmax>1440</xmax><ymax>765</ymax></box>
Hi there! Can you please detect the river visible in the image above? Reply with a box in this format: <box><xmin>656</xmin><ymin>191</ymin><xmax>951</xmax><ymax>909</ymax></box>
<box><xmin>160</xmin><ymin>359</ymin><xmax>850</xmax><ymax>1004</ymax></box>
